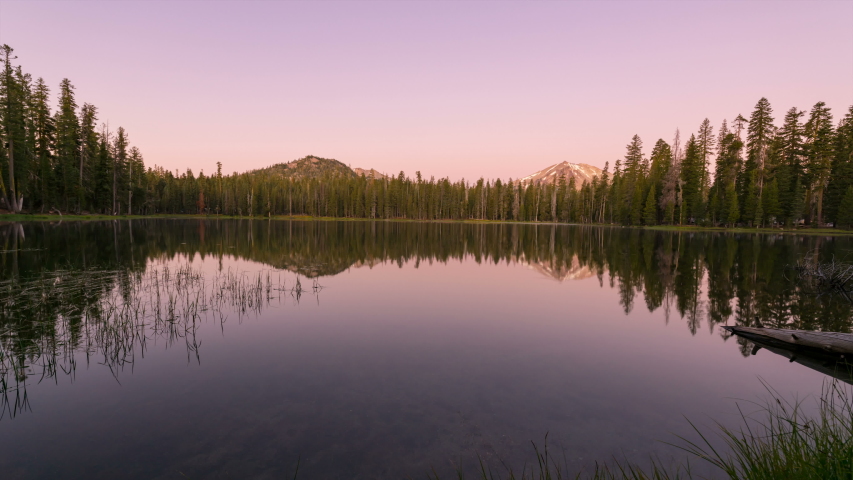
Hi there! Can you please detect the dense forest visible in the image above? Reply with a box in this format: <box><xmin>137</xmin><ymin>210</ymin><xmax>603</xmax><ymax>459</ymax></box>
<box><xmin>2</xmin><ymin>44</ymin><xmax>852</xmax><ymax>227</ymax></box>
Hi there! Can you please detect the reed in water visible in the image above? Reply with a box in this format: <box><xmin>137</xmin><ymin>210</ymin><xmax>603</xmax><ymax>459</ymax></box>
<box><xmin>0</xmin><ymin>263</ymin><xmax>316</xmax><ymax>419</ymax></box>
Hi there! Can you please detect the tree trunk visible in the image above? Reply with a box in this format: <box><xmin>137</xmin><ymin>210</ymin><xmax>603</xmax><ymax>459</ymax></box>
<box><xmin>6</xmin><ymin>138</ymin><xmax>17</xmax><ymax>213</ymax></box>
<box><xmin>128</xmin><ymin>164</ymin><xmax>132</xmax><ymax>215</ymax></box>
<box><xmin>112</xmin><ymin>158</ymin><xmax>117</xmax><ymax>215</ymax></box>
<box><xmin>817</xmin><ymin>187</ymin><xmax>824</xmax><ymax>226</ymax></box>
<box><xmin>79</xmin><ymin>142</ymin><xmax>84</xmax><ymax>213</ymax></box>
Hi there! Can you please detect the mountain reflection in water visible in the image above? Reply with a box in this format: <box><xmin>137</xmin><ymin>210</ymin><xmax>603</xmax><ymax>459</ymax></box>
<box><xmin>0</xmin><ymin>219</ymin><xmax>852</xmax><ymax>478</ymax></box>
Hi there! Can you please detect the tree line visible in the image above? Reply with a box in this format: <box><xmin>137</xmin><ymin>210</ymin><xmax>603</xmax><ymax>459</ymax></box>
<box><xmin>0</xmin><ymin>45</ymin><xmax>145</xmax><ymax>215</ymax></box>
<box><xmin>2</xmin><ymin>44</ymin><xmax>852</xmax><ymax>227</ymax></box>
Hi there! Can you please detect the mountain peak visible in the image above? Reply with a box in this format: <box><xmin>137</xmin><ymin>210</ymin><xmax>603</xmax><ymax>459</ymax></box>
<box><xmin>353</xmin><ymin>167</ymin><xmax>388</xmax><ymax>179</ymax></box>
<box><xmin>253</xmin><ymin>156</ymin><xmax>356</xmax><ymax>179</ymax></box>
<box><xmin>518</xmin><ymin>162</ymin><xmax>602</xmax><ymax>189</ymax></box>
<box><xmin>253</xmin><ymin>156</ymin><xmax>388</xmax><ymax>180</ymax></box>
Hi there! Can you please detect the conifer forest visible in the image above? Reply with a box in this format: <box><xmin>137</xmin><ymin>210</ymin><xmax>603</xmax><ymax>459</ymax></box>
<box><xmin>2</xmin><ymin>44</ymin><xmax>852</xmax><ymax>228</ymax></box>
<box><xmin>5</xmin><ymin>0</ymin><xmax>853</xmax><ymax>477</ymax></box>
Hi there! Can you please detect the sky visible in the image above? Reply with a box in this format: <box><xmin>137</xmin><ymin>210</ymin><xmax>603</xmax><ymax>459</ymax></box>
<box><xmin>1</xmin><ymin>0</ymin><xmax>851</xmax><ymax>181</ymax></box>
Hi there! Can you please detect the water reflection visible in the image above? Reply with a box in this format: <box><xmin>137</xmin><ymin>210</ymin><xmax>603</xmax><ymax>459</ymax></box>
<box><xmin>0</xmin><ymin>222</ymin><xmax>324</xmax><ymax>418</ymax></box>
<box><xmin>1</xmin><ymin>219</ymin><xmax>852</xmax><ymax>421</ymax></box>
<box><xmin>729</xmin><ymin>328</ymin><xmax>853</xmax><ymax>385</ymax></box>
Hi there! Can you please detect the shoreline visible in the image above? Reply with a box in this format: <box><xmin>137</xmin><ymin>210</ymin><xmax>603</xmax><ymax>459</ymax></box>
<box><xmin>0</xmin><ymin>213</ymin><xmax>851</xmax><ymax>235</ymax></box>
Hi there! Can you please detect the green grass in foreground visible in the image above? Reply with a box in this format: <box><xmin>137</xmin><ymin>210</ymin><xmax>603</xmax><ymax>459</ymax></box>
<box><xmin>430</xmin><ymin>380</ymin><xmax>853</xmax><ymax>480</ymax></box>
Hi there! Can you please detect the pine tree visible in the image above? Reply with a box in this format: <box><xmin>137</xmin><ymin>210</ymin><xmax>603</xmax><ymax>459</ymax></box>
<box><xmin>55</xmin><ymin>78</ymin><xmax>79</xmax><ymax>210</ymax></box>
<box><xmin>556</xmin><ymin>173</ymin><xmax>568</xmax><ymax>221</ymax></box>
<box><xmin>776</xmin><ymin>107</ymin><xmax>805</xmax><ymax>225</ymax></box>
<box><xmin>743</xmin><ymin>170</ymin><xmax>760</xmax><ymax>226</ymax></box>
<box><xmin>17</xmin><ymin>67</ymin><xmax>35</xmax><ymax>206</ymax></box>
<box><xmin>680</xmin><ymin>135</ymin><xmax>703</xmax><ymax>223</ymax></box>
<box><xmin>696</xmin><ymin>118</ymin><xmax>715</xmax><ymax>200</ymax></box>
<box><xmin>723</xmin><ymin>182</ymin><xmax>739</xmax><ymax>226</ymax></box>
<box><xmin>128</xmin><ymin>146</ymin><xmax>143</xmax><ymax>214</ymax></box>
<box><xmin>648</xmin><ymin>139</ymin><xmax>671</xmax><ymax>213</ymax></box>
<box><xmin>803</xmin><ymin>101</ymin><xmax>834</xmax><ymax>225</ymax></box>
<box><xmin>711</xmin><ymin>131</ymin><xmax>743</xmax><ymax>226</ymax></box>
<box><xmin>630</xmin><ymin>181</ymin><xmax>644</xmax><ymax>225</ymax></box>
<box><xmin>0</xmin><ymin>45</ymin><xmax>26</xmax><ymax>212</ymax></box>
<box><xmin>620</xmin><ymin>135</ymin><xmax>644</xmax><ymax>225</ymax></box>
<box><xmin>79</xmin><ymin>103</ymin><xmax>98</xmax><ymax>211</ymax></box>
<box><xmin>733</xmin><ymin>114</ymin><xmax>747</xmax><ymax>141</ymax></box>
<box><xmin>643</xmin><ymin>184</ymin><xmax>657</xmax><ymax>225</ymax></box>
<box><xmin>744</xmin><ymin>98</ymin><xmax>775</xmax><ymax>223</ymax></box>
<box><xmin>762</xmin><ymin>178</ymin><xmax>780</xmax><ymax>225</ymax></box>
<box><xmin>837</xmin><ymin>186</ymin><xmax>853</xmax><ymax>229</ymax></box>
<box><xmin>660</xmin><ymin>130</ymin><xmax>681</xmax><ymax>224</ymax></box>
<box><xmin>790</xmin><ymin>176</ymin><xmax>805</xmax><ymax>227</ymax></box>
<box><xmin>596</xmin><ymin>162</ymin><xmax>610</xmax><ymax>223</ymax></box>
<box><xmin>93</xmin><ymin>124</ymin><xmax>113</xmax><ymax>213</ymax></box>
<box><xmin>825</xmin><ymin>106</ymin><xmax>853</xmax><ymax>226</ymax></box>
<box><xmin>113</xmin><ymin>127</ymin><xmax>128</xmax><ymax>214</ymax></box>
<box><xmin>708</xmin><ymin>120</ymin><xmax>729</xmax><ymax>223</ymax></box>
<box><xmin>30</xmin><ymin>77</ymin><xmax>54</xmax><ymax>211</ymax></box>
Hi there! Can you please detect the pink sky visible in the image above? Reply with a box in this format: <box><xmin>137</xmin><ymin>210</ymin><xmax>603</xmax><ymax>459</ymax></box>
<box><xmin>1</xmin><ymin>1</ymin><xmax>851</xmax><ymax>181</ymax></box>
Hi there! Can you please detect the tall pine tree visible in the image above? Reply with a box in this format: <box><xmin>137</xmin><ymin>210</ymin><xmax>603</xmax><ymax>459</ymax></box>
<box><xmin>0</xmin><ymin>45</ymin><xmax>26</xmax><ymax>212</ymax></box>
<box><xmin>55</xmin><ymin>78</ymin><xmax>79</xmax><ymax>210</ymax></box>
<box><xmin>803</xmin><ymin>101</ymin><xmax>834</xmax><ymax>225</ymax></box>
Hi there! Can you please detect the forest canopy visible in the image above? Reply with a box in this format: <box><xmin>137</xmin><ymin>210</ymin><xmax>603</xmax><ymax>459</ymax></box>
<box><xmin>2</xmin><ymin>44</ymin><xmax>852</xmax><ymax>227</ymax></box>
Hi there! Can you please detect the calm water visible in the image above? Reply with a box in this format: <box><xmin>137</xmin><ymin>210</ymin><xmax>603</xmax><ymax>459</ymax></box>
<box><xmin>0</xmin><ymin>219</ymin><xmax>851</xmax><ymax>479</ymax></box>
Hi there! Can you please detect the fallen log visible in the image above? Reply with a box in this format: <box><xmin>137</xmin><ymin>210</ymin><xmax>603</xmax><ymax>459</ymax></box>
<box><xmin>722</xmin><ymin>325</ymin><xmax>853</xmax><ymax>356</ymax></box>
<box><xmin>723</xmin><ymin>325</ymin><xmax>853</xmax><ymax>384</ymax></box>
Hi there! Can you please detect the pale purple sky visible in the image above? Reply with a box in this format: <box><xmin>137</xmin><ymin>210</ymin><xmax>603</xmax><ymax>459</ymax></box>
<box><xmin>1</xmin><ymin>1</ymin><xmax>851</xmax><ymax>181</ymax></box>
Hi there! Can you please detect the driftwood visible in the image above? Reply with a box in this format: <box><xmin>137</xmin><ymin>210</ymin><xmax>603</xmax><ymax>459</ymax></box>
<box><xmin>723</xmin><ymin>325</ymin><xmax>853</xmax><ymax>356</ymax></box>
<box><xmin>724</xmin><ymin>325</ymin><xmax>853</xmax><ymax>384</ymax></box>
<box><xmin>794</xmin><ymin>255</ymin><xmax>853</xmax><ymax>301</ymax></box>
<box><xmin>728</xmin><ymin>257</ymin><xmax>853</xmax><ymax>382</ymax></box>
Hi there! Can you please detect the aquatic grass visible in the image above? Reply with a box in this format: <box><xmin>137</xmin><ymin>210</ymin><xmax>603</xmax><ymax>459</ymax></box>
<box><xmin>425</xmin><ymin>443</ymin><xmax>687</xmax><ymax>480</ymax></box>
<box><xmin>428</xmin><ymin>380</ymin><xmax>853</xmax><ymax>480</ymax></box>
<box><xmin>0</xmin><ymin>263</ymin><xmax>318</xmax><ymax>418</ymax></box>
<box><xmin>675</xmin><ymin>380</ymin><xmax>853</xmax><ymax>480</ymax></box>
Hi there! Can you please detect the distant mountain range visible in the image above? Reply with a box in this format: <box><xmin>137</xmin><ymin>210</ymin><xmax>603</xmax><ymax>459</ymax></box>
<box><xmin>257</xmin><ymin>156</ymin><xmax>602</xmax><ymax>189</ymax></box>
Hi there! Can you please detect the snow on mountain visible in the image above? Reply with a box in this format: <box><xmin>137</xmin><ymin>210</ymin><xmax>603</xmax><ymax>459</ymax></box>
<box><xmin>517</xmin><ymin>161</ymin><xmax>602</xmax><ymax>189</ymax></box>
<box><xmin>353</xmin><ymin>168</ymin><xmax>388</xmax><ymax>180</ymax></box>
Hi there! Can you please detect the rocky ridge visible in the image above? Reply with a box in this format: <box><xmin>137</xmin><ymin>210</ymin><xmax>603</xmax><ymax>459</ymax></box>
<box><xmin>517</xmin><ymin>161</ymin><xmax>602</xmax><ymax>189</ymax></box>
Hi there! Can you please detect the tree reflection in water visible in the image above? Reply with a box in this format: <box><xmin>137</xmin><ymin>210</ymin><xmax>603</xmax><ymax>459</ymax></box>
<box><xmin>1</xmin><ymin>219</ymin><xmax>851</xmax><ymax>419</ymax></box>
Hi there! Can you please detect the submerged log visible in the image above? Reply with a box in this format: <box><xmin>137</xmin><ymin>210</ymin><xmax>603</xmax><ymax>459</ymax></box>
<box><xmin>724</xmin><ymin>325</ymin><xmax>853</xmax><ymax>384</ymax></box>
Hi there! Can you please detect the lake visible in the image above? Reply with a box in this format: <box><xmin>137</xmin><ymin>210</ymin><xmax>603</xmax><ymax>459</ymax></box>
<box><xmin>0</xmin><ymin>219</ymin><xmax>850</xmax><ymax>479</ymax></box>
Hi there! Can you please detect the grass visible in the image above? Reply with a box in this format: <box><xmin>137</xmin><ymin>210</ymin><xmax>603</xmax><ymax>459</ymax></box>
<box><xmin>428</xmin><ymin>379</ymin><xmax>853</xmax><ymax>480</ymax></box>
<box><xmin>675</xmin><ymin>380</ymin><xmax>853</xmax><ymax>480</ymax></box>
